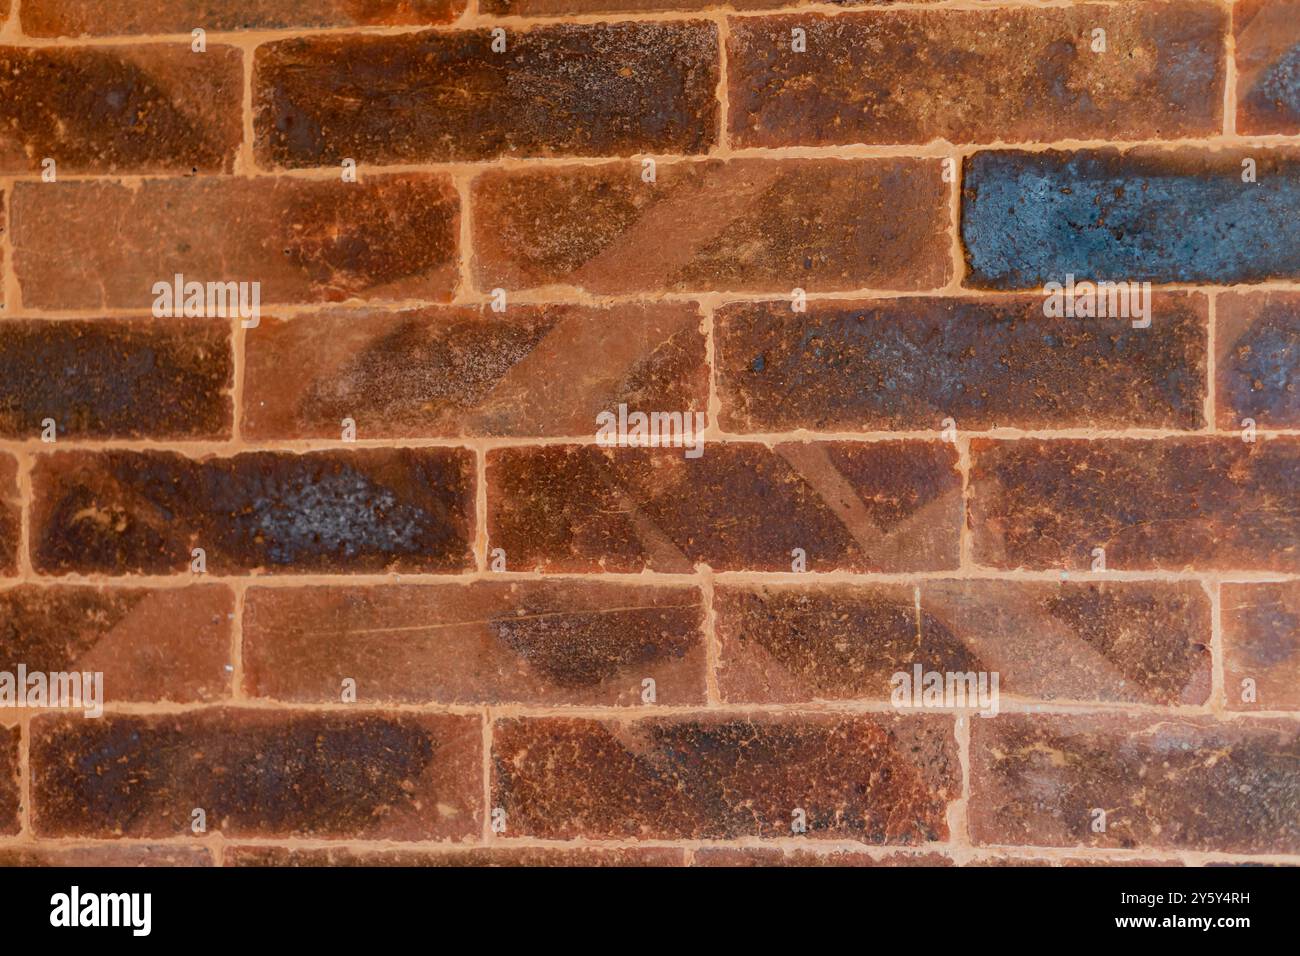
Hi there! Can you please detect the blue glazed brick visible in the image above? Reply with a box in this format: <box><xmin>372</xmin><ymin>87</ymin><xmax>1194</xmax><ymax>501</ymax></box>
<box><xmin>961</xmin><ymin>149</ymin><xmax>1300</xmax><ymax>288</ymax></box>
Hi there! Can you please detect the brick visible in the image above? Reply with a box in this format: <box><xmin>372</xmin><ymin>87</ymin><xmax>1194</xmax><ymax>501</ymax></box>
<box><xmin>0</xmin><ymin>725</ymin><xmax>17</xmax><ymax>834</ymax></box>
<box><xmin>962</xmin><ymin>149</ymin><xmax>1300</xmax><ymax>288</ymax></box>
<box><xmin>480</xmin><ymin>0</ymin><xmax>821</xmax><ymax>13</ymax></box>
<box><xmin>0</xmin><ymin>455</ymin><xmax>18</xmax><ymax>577</ymax></box>
<box><xmin>970</xmin><ymin>715</ymin><xmax>1300</xmax><ymax>853</ymax></box>
<box><xmin>471</xmin><ymin>158</ymin><xmax>950</xmax><ymax>294</ymax></box>
<box><xmin>243</xmin><ymin>581</ymin><xmax>705</xmax><ymax>705</ymax></box>
<box><xmin>716</xmin><ymin>295</ymin><xmax>1207</xmax><ymax>433</ymax></box>
<box><xmin>31</xmin><ymin>448</ymin><xmax>475</xmax><ymax>576</ymax></box>
<box><xmin>255</xmin><ymin>23</ymin><xmax>719</xmax><ymax>167</ymax></box>
<box><xmin>12</xmin><ymin>174</ymin><xmax>458</xmax><ymax>311</ymax></box>
<box><xmin>0</xmin><ymin>320</ymin><xmax>231</xmax><ymax>441</ymax></box>
<box><xmin>31</xmin><ymin>710</ymin><xmax>481</xmax><ymax>839</ymax></box>
<box><xmin>728</xmin><ymin>4</ymin><xmax>1224</xmax><ymax>149</ymax></box>
<box><xmin>487</xmin><ymin>441</ymin><xmax>960</xmax><ymax>573</ymax></box>
<box><xmin>241</xmin><ymin>303</ymin><xmax>706</xmax><ymax>439</ymax></box>
<box><xmin>227</xmin><ymin>846</ymin><xmax>683</xmax><ymax>866</ymax></box>
<box><xmin>492</xmin><ymin>714</ymin><xmax>958</xmax><ymax>841</ymax></box>
<box><xmin>0</xmin><ymin>584</ymin><xmax>232</xmax><ymax>703</ymax></box>
<box><xmin>0</xmin><ymin>846</ymin><xmax>212</xmax><ymax>867</ymax></box>
<box><xmin>692</xmin><ymin>848</ymin><xmax>952</xmax><ymax>867</ymax></box>
<box><xmin>1217</xmin><ymin>292</ymin><xmax>1300</xmax><ymax>430</ymax></box>
<box><xmin>1223</xmin><ymin>583</ymin><xmax>1300</xmax><ymax>711</ymax></box>
<box><xmin>715</xmin><ymin>580</ymin><xmax>1210</xmax><ymax>706</ymax></box>
<box><xmin>1235</xmin><ymin>0</ymin><xmax>1300</xmax><ymax>135</ymax></box>
<box><xmin>970</xmin><ymin>438</ymin><xmax>1300</xmax><ymax>571</ymax></box>
<box><xmin>965</xmin><ymin>855</ymin><xmax>1178</xmax><ymax>868</ymax></box>
<box><xmin>0</xmin><ymin>45</ymin><xmax>242</xmax><ymax>175</ymax></box>
<box><xmin>21</xmin><ymin>0</ymin><xmax>465</xmax><ymax>36</ymax></box>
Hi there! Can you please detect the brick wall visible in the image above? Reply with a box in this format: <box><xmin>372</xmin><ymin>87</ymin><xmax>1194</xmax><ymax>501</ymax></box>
<box><xmin>0</xmin><ymin>0</ymin><xmax>1297</xmax><ymax>867</ymax></box>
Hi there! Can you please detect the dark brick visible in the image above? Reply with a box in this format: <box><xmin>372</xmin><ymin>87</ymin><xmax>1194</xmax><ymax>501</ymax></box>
<box><xmin>31</xmin><ymin>448</ymin><xmax>475</xmax><ymax>576</ymax></box>
<box><xmin>693</xmin><ymin>848</ymin><xmax>952</xmax><ymax>867</ymax></box>
<box><xmin>0</xmin><ymin>846</ymin><xmax>212</xmax><ymax>867</ymax></box>
<box><xmin>1223</xmin><ymin>583</ymin><xmax>1300</xmax><ymax>711</ymax></box>
<box><xmin>1235</xmin><ymin>0</ymin><xmax>1300</xmax><ymax>135</ymax></box>
<box><xmin>226</xmin><ymin>846</ymin><xmax>683</xmax><ymax>866</ymax></box>
<box><xmin>1217</xmin><ymin>292</ymin><xmax>1300</xmax><ymax>429</ymax></box>
<box><xmin>0</xmin><ymin>725</ymin><xmax>17</xmax><ymax>834</ymax></box>
<box><xmin>0</xmin><ymin>455</ymin><xmax>18</xmax><ymax>577</ymax></box>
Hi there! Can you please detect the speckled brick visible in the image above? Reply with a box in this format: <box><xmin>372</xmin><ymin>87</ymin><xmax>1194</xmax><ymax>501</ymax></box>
<box><xmin>1217</xmin><ymin>292</ymin><xmax>1300</xmax><ymax>430</ymax></box>
<box><xmin>0</xmin><ymin>846</ymin><xmax>212</xmax><ymax>867</ymax></box>
<box><xmin>31</xmin><ymin>448</ymin><xmax>476</xmax><ymax>576</ymax></box>
<box><xmin>692</xmin><ymin>848</ymin><xmax>952</xmax><ymax>867</ymax></box>
<box><xmin>970</xmin><ymin>438</ymin><xmax>1300</xmax><ymax>571</ymax></box>
<box><xmin>487</xmin><ymin>442</ymin><xmax>961</xmax><ymax>573</ymax></box>
<box><xmin>30</xmin><ymin>710</ymin><xmax>481</xmax><ymax>839</ymax></box>
<box><xmin>970</xmin><ymin>715</ymin><xmax>1300</xmax><ymax>853</ymax></box>
<box><xmin>241</xmin><ymin>303</ymin><xmax>706</xmax><ymax>439</ymax></box>
<box><xmin>255</xmin><ymin>23</ymin><xmax>719</xmax><ymax>167</ymax></box>
<box><xmin>492</xmin><ymin>714</ymin><xmax>959</xmax><ymax>841</ymax></box>
<box><xmin>242</xmin><ymin>581</ymin><xmax>705</xmax><ymax>705</ymax></box>
<box><xmin>226</xmin><ymin>846</ymin><xmax>683</xmax><ymax>866</ymax></box>
<box><xmin>1223</xmin><ymin>583</ymin><xmax>1300</xmax><ymax>711</ymax></box>
<box><xmin>0</xmin><ymin>455</ymin><xmax>18</xmax><ymax>577</ymax></box>
<box><xmin>728</xmin><ymin>4</ymin><xmax>1225</xmax><ymax>148</ymax></box>
<box><xmin>0</xmin><ymin>320</ymin><xmax>231</xmax><ymax>441</ymax></box>
<box><xmin>0</xmin><ymin>726</ymin><xmax>17</xmax><ymax>834</ymax></box>
<box><xmin>1235</xmin><ymin>0</ymin><xmax>1300</xmax><ymax>135</ymax></box>
<box><xmin>471</xmin><ymin>158</ymin><xmax>950</xmax><ymax>294</ymax></box>
<box><xmin>715</xmin><ymin>295</ymin><xmax>1207</xmax><ymax>433</ymax></box>
<box><xmin>962</xmin><ymin>149</ymin><xmax>1300</xmax><ymax>288</ymax></box>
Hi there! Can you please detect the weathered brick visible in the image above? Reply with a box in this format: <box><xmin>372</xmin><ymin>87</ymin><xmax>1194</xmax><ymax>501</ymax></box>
<box><xmin>227</xmin><ymin>846</ymin><xmax>683</xmax><ymax>866</ymax></box>
<box><xmin>693</xmin><ymin>848</ymin><xmax>952</xmax><ymax>867</ymax></box>
<box><xmin>962</xmin><ymin>149</ymin><xmax>1300</xmax><ymax>288</ymax></box>
<box><xmin>0</xmin><ymin>846</ymin><xmax>212</xmax><ymax>867</ymax></box>
<box><xmin>31</xmin><ymin>710</ymin><xmax>481</xmax><ymax>839</ymax></box>
<box><xmin>970</xmin><ymin>438</ymin><xmax>1300</xmax><ymax>571</ymax></box>
<box><xmin>0</xmin><ymin>320</ymin><xmax>231</xmax><ymax>441</ymax></box>
<box><xmin>0</xmin><ymin>455</ymin><xmax>18</xmax><ymax>577</ymax></box>
<box><xmin>1217</xmin><ymin>292</ymin><xmax>1300</xmax><ymax>430</ymax></box>
<box><xmin>255</xmin><ymin>23</ymin><xmax>719</xmax><ymax>167</ymax></box>
<box><xmin>31</xmin><ymin>448</ymin><xmax>475</xmax><ymax>576</ymax></box>
<box><xmin>1223</xmin><ymin>583</ymin><xmax>1300</xmax><ymax>711</ymax></box>
<box><xmin>12</xmin><ymin>174</ymin><xmax>458</xmax><ymax>311</ymax></box>
<box><xmin>243</xmin><ymin>581</ymin><xmax>705</xmax><ymax>705</ymax></box>
<box><xmin>487</xmin><ymin>442</ymin><xmax>960</xmax><ymax>573</ymax></box>
<box><xmin>471</xmin><ymin>158</ymin><xmax>950</xmax><ymax>294</ymax></box>
<box><xmin>715</xmin><ymin>580</ymin><xmax>1210</xmax><ymax>706</ymax></box>
<box><xmin>965</xmin><ymin>854</ymin><xmax>1178</xmax><ymax>868</ymax></box>
<box><xmin>21</xmin><ymin>0</ymin><xmax>465</xmax><ymax>36</ymax></box>
<box><xmin>481</xmin><ymin>0</ymin><xmax>817</xmax><ymax>13</ymax></box>
<box><xmin>729</xmin><ymin>4</ymin><xmax>1224</xmax><ymax>148</ymax></box>
<box><xmin>0</xmin><ymin>584</ymin><xmax>233</xmax><ymax>703</ymax></box>
<box><xmin>241</xmin><ymin>303</ymin><xmax>706</xmax><ymax>439</ymax></box>
<box><xmin>1235</xmin><ymin>0</ymin><xmax>1300</xmax><ymax>135</ymax></box>
<box><xmin>0</xmin><ymin>45</ymin><xmax>242</xmax><ymax>175</ymax></box>
<box><xmin>716</xmin><ymin>295</ymin><xmax>1207</xmax><ymax>433</ymax></box>
<box><xmin>0</xmin><ymin>725</ymin><xmax>17</xmax><ymax>834</ymax></box>
<box><xmin>970</xmin><ymin>715</ymin><xmax>1300</xmax><ymax>853</ymax></box>
<box><xmin>492</xmin><ymin>714</ymin><xmax>958</xmax><ymax>841</ymax></box>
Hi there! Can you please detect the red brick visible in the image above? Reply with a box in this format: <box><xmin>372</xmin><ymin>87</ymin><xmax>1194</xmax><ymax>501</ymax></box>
<box><xmin>31</xmin><ymin>448</ymin><xmax>475</xmax><ymax>576</ymax></box>
<box><xmin>21</xmin><ymin>0</ymin><xmax>465</xmax><ymax>36</ymax></box>
<box><xmin>0</xmin><ymin>725</ymin><xmax>17</xmax><ymax>834</ymax></box>
<box><xmin>692</xmin><ymin>848</ymin><xmax>952</xmax><ymax>867</ymax></box>
<box><xmin>0</xmin><ymin>44</ymin><xmax>242</xmax><ymax>175</ymax></box>
<box><xmin>1234</xmin><ymin>0</ymin><xmax>1300</xmax><ymax>135</ymax></box>
<box><xmin>0</xmin><ymin>584</ymin><xmax>233</xmax><ymax>703</ymax></box>
<box><xmin>226</xmin><ymin>846</ymin><xmax>683</xmax><ymax>866</ymax></box>
<box><xmin>716</xmin><ymin>295</ymin><xmax>1207</xmax><ymax>433</ymax></box>
<box><xmin>0</xmin><ymin>455</ymin><xmax>18</xmax><ymax>578</ymax></box>
<box><xmin>242</xmin><ymin>581</ymin><xmax>705</xmax><ymax>705</ymax></box>
<box><xmin>471</xmin><ymin>158</ymin><xmax>950</xmax><ymax>294</ymax></box>
<box><xmin>241</xmin><ymin>303</ymin><xmax>706</xmax><ymax>439</ymax></box>
<box><xmin>492</xmin><ymin>714</ymin><xmax>958</xmax><ymax>841</ymax></box>
<box><xmin>1216</xmin><ymin>292</ymin><xmax>1300</xmax><ymax>430</ymax></box>
<box><xmin>1223</xmin><ymin>583</ymin><xmax>1300</xmax><ymax>711</ymax></box>
<box><xmin>0</xmin><ymin>319</ymin><xmax>231</xmax><ymax>441</ymax></box>
<box><xmin>255</xmin><ymin>23</ymin><xmax>719</xmax><ymax>167</ymax></box>
<box><xmin>0</xmin><ymin>846</ymin><xmax>212</xmax><ymax>866</ymax></box>
<box><xmin>487</xmin><ymin>442</ymin><xmax>960</xmax><ymax>573</ymax></box>
<box><xmin>728</xmin><ymin>4</ymin><xmax>1225</xmax><ymax>148</ymax></box>
<box><xmin>970</xmin><ymin>437</ymin><xmax>1300</xmax><ymax>571</ymax></box>
<box><xmin>970</xmin><ymin>715</ymin><xmax>1300</xmax><ymax>853</ymax></box>
<box><xmin>31</xmin><ymin>710</ymin><xmax>481</xmax><ymax>839</ymax></box>
<box><xmin>11</xmin><ymin>174</ymin><xmax>458</xmax><ymax>311</ymax></box>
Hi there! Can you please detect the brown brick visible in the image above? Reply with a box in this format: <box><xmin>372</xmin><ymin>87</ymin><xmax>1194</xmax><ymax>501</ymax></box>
<box><xmin>12</xmin><ymin>174</ymin><xmax>458</xmax><ymax>311</ymax></box>
<box><xmin>0</xmin><ymin>846</ymin><xmax>212</xmax><ymax>867</ymax></box>
<box><xmin>0</xmin><ymin>725</ymin><xmax>17</xmax><ymax>834</ymax></box>
<box><xmin>728</xmin><ymin>4</ymin><xmax>1225</xmax><ymax>148</ymax></box>
<box><xmin>716</xmin><ymin>295</ymin><xmax>1207</xmax><ymax>433</ymax></box>
<box><xmin>1234</xmin><ymin>0</ymin><xmax>1300</xmax><ymax>135</ymax></box>
<box><xmin>31</xmin><ymin>448</ymin><xmax>475</xmax><ymax>576</ymax></box>
<box><xmin>1223</xmin><ymin>583</ymin><xmax>1300</xmax><ymax>711</ymax></box>
<box><xmin>970</xmin><ymin>715</ymin><xmax>1300</xmax><ymax>853</ymax></box>
<box><xmin>0</xmin><ymin>320</ymin><xmax>231</xmax><ymax>441</ymax></box>
<box><xmin>31</xmin><ymin>710</ymin><xmax>481</xmax><ymax>839</ymax></box>
<box><xmin>21</xmin><ymin>0</ymin><xmax>466</xmax><ymax>36</ymax></box>
<box><xmin>692</xmin><ymin>848</ymin><xmax>952</xmax><ymax>867</ymax></box>
<box><xmin>0</xmin><ymin>45</ymin><xmax>242</xmax><ymax>175</ymax></box>
<box><xmin>1217</xmin><ymin>292</ymin><xmax>1300</xmax><ymax>430</ymax></box>
<box><xmin>471</xmin><ymin>158</ymin><xmax>950</xmax><ymax>294</ymax></box>
<box><xmin>227</xmin><ymin>846</ymin><xmax>683</xmax><ymax>866</ymax></box>
<box><xmin>965</xmin><ymin>855</ymin><xmax>1178</xmax><ymax>868</ymax></box>
<box><xmin>243</xmin><ymin>581</ymin><xmax>705</xmax><ymax>705</ymax></box>
<box><xmin>0</xmin><ymin>455</ymin><xmax>18</xmax><ymax>577</ymax></box>
<box><xmin>480</xmin><ymin>0</ymin><xmax>828</xmax><ymax>13</ymax></box>
<box><xmin>0</xmin><ymin>584</ymin><xmax>233</xmax><ymax>703</ymax></box>
<box><xmin>255</xmin><ymin>23</ymin><xmax>718</xmax><ymax>168</ymax></box>
<box><xmin>492</xmin><ymin>714</ymin><xmax>958</xmax><ymax>841</ymax></box>
<box><xmin>970</xmin><ymin>438</ymin><xmax>1300</xmax><ymax>571</ymax></box>
<box><xmin>241</xmin><ymin>303</ymin><xmax>706</xmax><ymax>440</ymax></box>
<box><xmin>488</xmin><ymin>441</ymin><xmax>960</xmax><ymax>573</ymax></box>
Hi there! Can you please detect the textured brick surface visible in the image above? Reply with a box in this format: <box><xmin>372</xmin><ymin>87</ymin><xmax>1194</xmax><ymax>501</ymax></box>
<box><xmin>1217</xmin><ymin>292</ymin><xmax>1300</xmax><ymax>430</ymax></box>
<box><xmin>1235</xmin><ymin>0</ymin><xmax>1300</xmax><ymax>135</ymax></box>
<box><xmin>1223</xmin><ymin>583</ymin><xmax>1300</xmax><ymax>712</ymax></box>
<box><xmin>0</xmin><ymin>455</ymin><xmax>18</xmax><ymax>577</ymax></box>
<box><xmin>0</xmin><ymin>846</ymin><xmax>213</xmax><ymax>867</ymax></box>
<box><xmin>0</xmin><ymin>726</ymin><xmax>17</xmax><ymax>835</ymax></box>
<box><xmin>227</xmin><ymin>846</ymin><xmax>683</xmax><ymax>866</ymax></box>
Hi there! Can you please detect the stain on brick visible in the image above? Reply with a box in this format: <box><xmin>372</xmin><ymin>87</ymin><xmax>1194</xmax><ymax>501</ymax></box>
<box><xmin>1217</xmin><ymin>292</ymin><xmax>1300</xmax><ymax>429</ymax></box>
<box><xmin>1223</xmin><ymin>583</ymin><xmax>1300</xmax><ymax>711</ymax></box>
<box><xmin>1235</xmin><ymin>0</ymin><xmax>1300</xmax><ymax>135</ymax></box>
